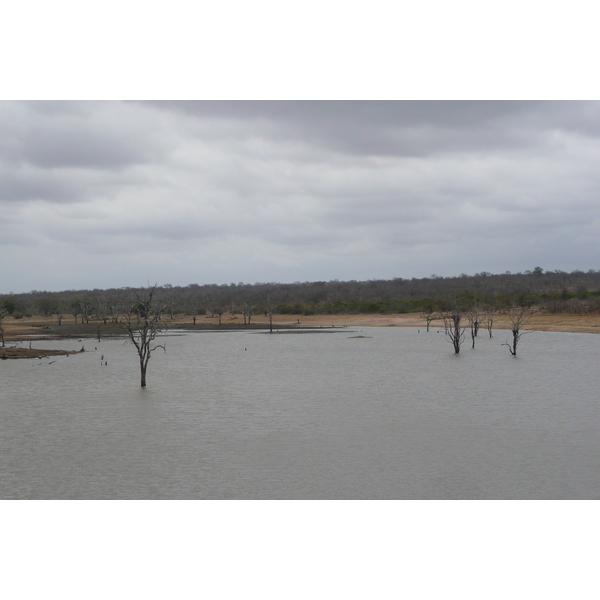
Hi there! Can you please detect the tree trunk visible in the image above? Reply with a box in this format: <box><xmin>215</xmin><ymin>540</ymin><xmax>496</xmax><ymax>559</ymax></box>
<box><xmin>453</xmin><ymin>333</ymin><xmax>461</xmax><ymax>353</ymax></box>
<box><xmin>140</xmin><ymin>359</ymin><xmax>147</xmax><ymax>387</ymax></box>
<box><xmin>509</xmin><ymin>331</ymin><xmax>518</xmax><ymax>355</ymax></box>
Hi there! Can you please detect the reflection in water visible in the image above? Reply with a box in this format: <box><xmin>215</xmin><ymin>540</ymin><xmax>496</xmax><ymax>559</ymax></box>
<box><xmin>1</xmin><ymin>328</ymin><xmax>599</xmax><ymax>498</ymax></box>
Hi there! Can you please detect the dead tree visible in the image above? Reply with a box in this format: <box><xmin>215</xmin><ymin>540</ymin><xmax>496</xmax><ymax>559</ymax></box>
<box><xmin>486</xmin><ymin>309</ymin><xmax>495</xmax><ymax>338</ymax></box>
<box><xmin>465</xmin><ymin>302</ymin><xmax>483</xmax><ymax>349</ymax></box>
<box><xmin>229</xmin><ymin>300</ymin><xmax>237</xmax><ymax>320</ymax></box>
<box><xmin>266</xmin><ymin>294</ymin><xmax>277</xmax><ymax>333</ymax></box>
<box><xmin>191</xmin><ymin>302</ymin><xmax>203</xmax><ymax>325</ymax></box>
<box><xmin>502</xmin><ymin>305</ymin><xmax>532</xmax><ymax>356</ymax></box>
<box><xmin>205</xmin><ymin>295</ymin><xmax>216</xmax><ymax>319</ymax></box>
<box><xmin>71</xmin><ymin>300</ymin><xmax>80</xmax><ymax>324</ymax></box>
<box><xmin>214</xmin><ymin>306</ymin><xmax>225</xmax><ymax>326</ymax></box>
<box><xmin>440</xmin><ymin>302</ymin><xmax>465</xmax><ymax>354</ymax></box>
<box><xmin>420</xmin><ymin>307</ymin><xmax>437</xmax><ymax>332</ymax></box>
<box><xmin>96</xmin><ymin>299</ymin><xmax>110</xmax><ymax>324</ymax></box>
<box><xmin>0</xmin><ymin>309</ymin><xmax>7</xmax><ymax>347</ymax></box>
<box><xmin>242</xmin><ymin>300</ymin><xmax>255</xmax><ymax>325</ymax></box>
<box><xmin>80</xmin><ymin>299</ymin><xmax>94</xmax><ymax>324</ymax></box>
<box><xmin>56</xmin><ymin>300</ymin><xmax>65</xmax><ymax>326</ymax></box>
<box><xmin>119</xmin><ymin>285</ymin><xmax>171</xmax><ymax>387</ymax></box>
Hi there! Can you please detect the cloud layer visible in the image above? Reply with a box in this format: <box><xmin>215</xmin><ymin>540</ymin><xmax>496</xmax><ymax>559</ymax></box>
<box><xmin>1</xmin><ymin>101</ymin><xmax>599</xmax><ymax>292</ymax></box>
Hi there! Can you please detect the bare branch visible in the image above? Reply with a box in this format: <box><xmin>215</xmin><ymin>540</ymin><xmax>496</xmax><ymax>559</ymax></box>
<box><xmin>503</xmin><ymin>305</ymin><xmax>533</xmax><ymax>356</ymax></box>
<box><xmin>118</xmin><ymin>284</ymin><xmax>169</xmax><ymax>387</ymax></box>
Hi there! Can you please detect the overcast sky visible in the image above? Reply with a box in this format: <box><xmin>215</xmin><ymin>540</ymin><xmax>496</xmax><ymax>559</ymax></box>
<box><xmin>1</xmin><ymin>100</ymin><xmax>600</xmax><ymax>293</ymax></box>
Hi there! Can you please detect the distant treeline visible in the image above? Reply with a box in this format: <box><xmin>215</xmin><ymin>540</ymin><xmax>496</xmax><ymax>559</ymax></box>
<box><xmin>3</xmin><ymin>267</ymin><xmax>600</xmax><ymax>320</ymax></box>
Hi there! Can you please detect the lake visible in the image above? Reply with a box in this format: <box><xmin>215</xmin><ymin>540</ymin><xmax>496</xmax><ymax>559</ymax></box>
<box><xmin>1</xmin><ymin>326</ymin><xmax>599</xmax><ymax>499</ymax></box>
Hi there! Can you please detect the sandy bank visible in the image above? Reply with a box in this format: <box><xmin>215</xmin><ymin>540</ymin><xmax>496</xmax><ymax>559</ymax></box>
<box><xmin>3</xmin><ymin>311</ymin><xmax>600</xmax><ymax>342</ymax></box>
<box><xmin>242</xmin><ymin>312</ymin><xmax>600</xmax><ymax>334</ymax></box>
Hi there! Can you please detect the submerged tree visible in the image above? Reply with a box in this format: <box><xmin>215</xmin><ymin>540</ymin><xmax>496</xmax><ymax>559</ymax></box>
<box><xmin>120</xmin><ymin>285</ymin><xmax>171</xmax><ymax>387</ymax></box>
<box><xmin>502</xmin><ymin>305</ymin><xmax>532</xmax><ymax>356</ymax></box>
<box><xmin>440</xmin><ymin>301</ymin><xmax>465</xmax><ymax>354</ymax></box>
<box><xmin>465</xmin><ymin>302</ymin><xmax>483</xmax><ymax>349</ymax></box>
<box><xmin>420</xmin><ymin>305</ymin><xmax>437</xmax><ymax>332</ymax></box>
<box><xmin>486</xmin><ymin>309</ymin><xmax>495</xmax><ymax>338</ymax></box>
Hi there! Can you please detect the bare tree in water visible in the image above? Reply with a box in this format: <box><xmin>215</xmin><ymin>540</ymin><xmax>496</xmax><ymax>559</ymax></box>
<box><xmin>440</xmin><ymin>301</ymin><xmax>465</xmax><ymax>354</ymax></box>
<box><xmin>465</xmin><ymin>302</ymin><xmax>483</xmax><ymax>349</ymax></box>
<box><xmin>120</xmin><ymin>285</ymin><xmax>171</xmax><ymax>387</ymax></box>
<box><xmin>502</xmin><ymin>305</ymin><xmax>532</xmax><ymax>356</ymax></box>
<box><xmin>486</xmin><ymin>309</ymin><xmax>495</xmax><ymax>338</ymax></box>
<box><xmin>420</xmin><ymin>305</ymin><xmax>437</xmax><ymax>332</ymax></box>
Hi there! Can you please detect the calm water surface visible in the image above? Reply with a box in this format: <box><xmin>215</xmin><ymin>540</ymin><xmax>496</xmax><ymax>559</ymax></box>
<box><xmin>1</xmin><ymin>327</ymin><xmax>599</xmax><ymax>499</ymax></box>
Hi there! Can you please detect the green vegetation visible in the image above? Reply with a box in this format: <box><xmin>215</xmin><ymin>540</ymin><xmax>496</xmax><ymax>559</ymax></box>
<box><xmin>3</xmin><ymin>267</ymin><xmax>600</xmax><ymax>321</ymax></box>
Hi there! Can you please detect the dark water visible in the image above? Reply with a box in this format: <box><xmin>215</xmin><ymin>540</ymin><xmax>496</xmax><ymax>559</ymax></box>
<box><xmin>1</xmin><ymin>327</ymin><xmax>599</xmax><ymax>499</ymax></box>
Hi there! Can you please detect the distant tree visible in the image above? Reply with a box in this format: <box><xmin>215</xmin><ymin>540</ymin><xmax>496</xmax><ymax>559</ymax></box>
<box><xmin>229</xmin><ymin>299</ymin><xmax>237</xmax><ymax>320</ymax></box>
<box><xmin>214</xmin><ymin>305</ymin><xmax>226</xmax><ymax>326</ymax></box>
<box><xmin>35</xmin><ymin>296</ymin><xmax>58</xmax><ymax>317</ymax></box>
<box><xmin>71</xmin><ymin>300</ymin><xmax>81</xmax><ymax>324</ymax></box>
<box><xmin>420</xmin><ymin>303</ymin><xmax>437</xmax><ymax>332</ymax></box>
<box><xmin>190</xmin><ymin>300</ymin><xmax>205</xmax><ymax>325</ymax></box>
<box><xmin>80</xmin><ymin>298</ymin><xmax>94</xmax><ymax>324</ymax></box>
<box><xmin>205</xmin><ymin>295</ymin><xmax>216</xmax><ymax>318</ymax></box>
<box><xmin>242</xmin><ymin>300</ymin><xmax>255</xmax><ymax>325</ymax></box>
<box><xmin>56</xmin><ymin>301</ymin><xmax>65</xmax><ymax>326</ymax></box>
<box><xmin>266</xmin><ymin>294</ymin><xmax>277</xmax><ymax>333</ymax></box>
<box><xmin>1</xmin><ymin>296</ymin><xmax>19</xmax><ymax>316</ymax></box>
<box><xmin>0</xmin><ymin>308</ymin><xmax>7</xmax><ymax>347</ymax></box>
<box><xmin>96</xmin><ymin>298</ymin><xmax>110</xmax><ymax>324</ymax></box>
<box><xmin>108</xmin><ymin>300</ymin><xmax>120</xmax><ymax>324</ymax></box>
<box><xmin>502</xmin><ymin>305</ymin><xmax>532</xmax><ymax>356</ymax></box>
<box><xmin>119</xmin><ymin>285</ymin><xmax>171</xmax><ymax>388</ymax></box>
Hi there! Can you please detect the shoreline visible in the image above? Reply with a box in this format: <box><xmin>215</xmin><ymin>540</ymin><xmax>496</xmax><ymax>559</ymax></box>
<box><xmin>3</xmin><ymin>311</ymin><xmax>600</xmax><ymax>342</ymax></box>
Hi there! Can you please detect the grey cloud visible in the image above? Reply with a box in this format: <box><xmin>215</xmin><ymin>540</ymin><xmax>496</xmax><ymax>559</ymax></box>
<box><xmin>0</xmin><ymin>101</ymin><xmax>173</xmax><ymax>171</ymax></box>
<box><xmin>0</xmin><ymin>167</ymin><xmax>83</xmax><ymax>203</ymax></box>
<box><xmin>146</xmin><ymin>100</ymin><xmax>600</xmax><ymax>158</ymax></box>
<box><xmin>2</xmin><ymin>100</ymin><xmax>600</xmax><ymax>293</ymax></box>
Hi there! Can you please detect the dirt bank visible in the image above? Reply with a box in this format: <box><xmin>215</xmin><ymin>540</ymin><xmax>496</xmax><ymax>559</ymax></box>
<box><xmin>0</xmin><ymin>347</ymin><xmax>79</xmax><ymax>359</ymax></box>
